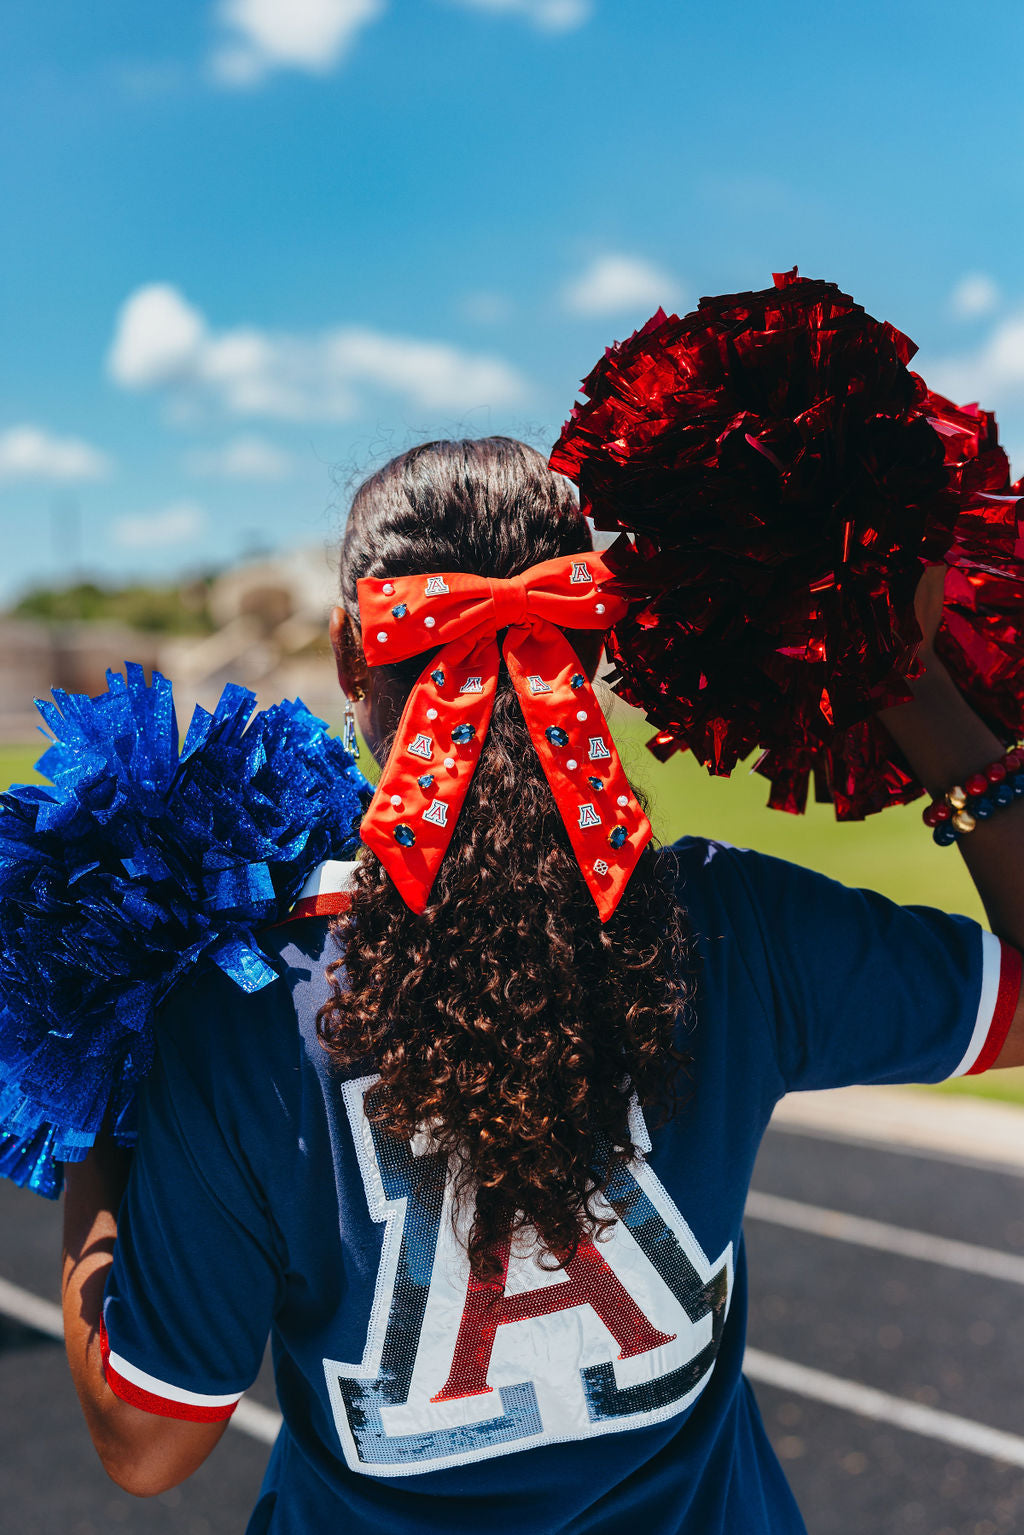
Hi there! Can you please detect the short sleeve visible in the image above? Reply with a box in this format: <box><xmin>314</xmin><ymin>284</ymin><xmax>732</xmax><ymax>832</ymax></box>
<box><xmin>101</xmin><ymin>994</ymin><xmax>283</xmax><ymax>1422</ymax></box>
<box><xmin>705</xmin><ymin>843</ymin><xmax>1021</xmax><ymax>1095</ymax></box>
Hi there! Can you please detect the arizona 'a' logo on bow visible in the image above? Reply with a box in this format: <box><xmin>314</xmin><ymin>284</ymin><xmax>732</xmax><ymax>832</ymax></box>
<box><xmin>324</xmin><ymin>1076</ymin><xmax>733</xmax><ymax>1477</ymax></box>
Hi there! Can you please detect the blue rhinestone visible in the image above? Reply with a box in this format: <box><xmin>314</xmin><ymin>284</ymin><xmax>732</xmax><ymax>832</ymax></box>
<box><xmin>394</xmin><ymin>823</ymin><xmax>416</xmax><ymax>846</ymax></box>
<box><xmin>974</xmin><ymin>796</ymin><xmax>995</xmax><ymax>820</ymax></box>
<box><xmin>546</xmin><ymin>726</ymin><xmax>569</xmax><ymax>747</ymax></box>
<box><xmin>608</xmin><ymin>825</ymin><xmax>628</xmax><ymax>850</ymax></box>
<box><xmin>933</xmin><ymin>822</ymin><xmax>958</xmax><ymax>846</ymax></box>
<box><xmin>451</xmin><ymin>723</ymin><xmax>476</xmax><ymax>744</ymax></box>
<box><xmin>994</xmin><ymin>782</ymin><xmax>1015</xmax><ymax>807</ymax></box>
<box><xmin>417</xmin><ymin>773</ymin><xmax>435</xmax><ymax>790</ymax></box>
<box><xmin>570</xmin><ymin>673</ymin><xmax>586</xmax><ymax>690</ymax></box>
<box><xmin>587</xmin><ymin>776</ymin><xmax>604</xmax><ymax>792</ymax></box>
<box><xmin>431</xmin><ymin>669</ymin><xmax>445</xmax><ymax>688</ymax></box>
<box><xmin>391</xmin><ymin>602</ymin><xmax>408</xmax><ymax>618</ymax></box>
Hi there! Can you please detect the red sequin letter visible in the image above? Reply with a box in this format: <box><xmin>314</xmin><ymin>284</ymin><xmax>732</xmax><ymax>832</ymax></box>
<box><xmin>431</xmin><ymin>1236</ymin><xmax>676</xmax><ymax>1402</ymax></box>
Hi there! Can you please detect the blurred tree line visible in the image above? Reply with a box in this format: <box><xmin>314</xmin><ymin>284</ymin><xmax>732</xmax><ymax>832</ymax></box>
<box><xmin>10</xmin><ymin>576</ymin><xmax>217</xmax><ymax>635</ymax></box>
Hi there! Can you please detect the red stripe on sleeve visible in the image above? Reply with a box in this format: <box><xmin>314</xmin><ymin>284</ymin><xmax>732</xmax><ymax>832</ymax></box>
<box><xmin>967</xmin><ymin>941</ymin><xmax>1023</xmax><ymax>1075</ymax></box>
<box><xmin>99</xmin><ymin>1321</ymin><xmax>238</xmax><ymax>1423</ymax></box>
<box><xmin>286</xmin><ymin>891</ymin><xmax>352</xmax><ymax>921</ymax></box>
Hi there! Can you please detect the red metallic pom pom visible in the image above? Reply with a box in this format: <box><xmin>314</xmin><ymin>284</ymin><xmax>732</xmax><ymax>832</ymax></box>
<box><xmin>552</xmin><ymin>275</ymin><xmax>1024</xmax><ymax>821</ymax></box>
<box><xmin>966</xmin><ymin>772</ymin><xmax>989</xmax><ymax>797</ymax></box>
<box><xmin>922</xmin><ymin>803</ymin><xmax>942</xmax><ymax>826</ymax></box>
<box><xmin>929</xmin><ymin>394</ymin><xmax>1024</xmax><ymax>749</ymax></box>
<box><xmin>987</xmin><ymin>761</ymin><xmax>1007</xmax><ymax>783</ymax></box>
<box><xmin>1005</xmin><ymin>750</ymin><xmax>1022</xmax><ymax>773</ymax></box>
<box><xmin>551</xmin><ymin>270</ymin><xmax>959</xmax><ymax>817</ymax></box>
<box><xmin>933</xmin><ymin>802</ymin><xmax>953</xmax><ymax>822</ymax></box>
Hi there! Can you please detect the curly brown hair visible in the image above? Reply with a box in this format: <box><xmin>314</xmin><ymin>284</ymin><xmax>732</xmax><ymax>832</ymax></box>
<box><xmin>317</xmin><ymin>438</ymin><xmax>692</xmax><ymax>1280</ymax></box>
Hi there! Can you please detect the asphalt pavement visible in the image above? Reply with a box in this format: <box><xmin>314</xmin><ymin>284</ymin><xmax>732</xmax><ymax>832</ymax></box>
<box><xmin>2</xmin><ymin>1114</ymin><xmax>1023</xmax><ymax>1534</ymax></box>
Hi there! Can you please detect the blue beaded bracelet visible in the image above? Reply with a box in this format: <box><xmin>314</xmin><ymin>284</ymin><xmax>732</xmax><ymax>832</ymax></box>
<box><xmin>924</xmin><ymin>749</ymin><xmax>1024</xmax><ymax>845</ymax></box>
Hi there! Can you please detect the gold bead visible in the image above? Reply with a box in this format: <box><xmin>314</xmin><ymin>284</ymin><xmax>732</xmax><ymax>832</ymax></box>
<box><xmin>948</xmin><ymin>786</ymin><xmax>968</xmax><ymax>810</ymax></box>
<box><xmin>953</xmin><ymin>809</ymin><xmax>976</xmax><ymax>834</ymax></box>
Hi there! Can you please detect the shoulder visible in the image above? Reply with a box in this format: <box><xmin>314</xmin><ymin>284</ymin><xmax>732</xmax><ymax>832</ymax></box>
<box><xmin>656</xmin><ymin>834</ymin><xmax>773</xmax><ymax>918</ymax></box>
<box><xmin>153</xmin><ymin>914</ymin><xmax>338</xmax><ymax>1106</ymax></box>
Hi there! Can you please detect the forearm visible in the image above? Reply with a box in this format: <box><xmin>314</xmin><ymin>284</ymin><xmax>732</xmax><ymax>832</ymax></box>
<box><xmin>62</xmin><ymin>1141</ymin><xmax>140</xmax><ymax>1458</ymax></box>
<box><xmin>878</xmin><ymin>650</ymin><xmax>1024</xmax><ymax>951</ymax></box>
<box><xmin>62</xmin><ymin>1140</ymin><xmax>219</xmax><ymax>1493</ymax></box>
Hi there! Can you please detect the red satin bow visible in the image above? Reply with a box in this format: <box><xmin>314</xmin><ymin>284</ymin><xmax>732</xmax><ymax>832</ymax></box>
<box><xmin>357</xmin><ymin>551</ymin><xmax>653</xmax><ymax>920</ymax></box>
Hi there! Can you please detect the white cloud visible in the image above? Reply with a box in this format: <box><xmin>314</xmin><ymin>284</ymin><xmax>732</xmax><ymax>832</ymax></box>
<box><xmin>562</xmin><ymin>253</ymin><xmax>683</xmax><ymax>317</ymax></box>
<box><xmin>108</xmin><ymin>285</ymin><xmax>206</xmax><ymax>388</ymax></box>
<box><xmin>950</xmin><ymin>273</ymin><xmax>1001</xmax><ymax>321</ymax></box>
<box><xmin>926</xmin><ymin>312</ymin><xmax>1024</xmax><ymax>407</ymax></box>
<box><xmin>210</xmin><ymin>0</ymin><xmax>385</xmax><ymax>85</ymax></box>
<box><xmin>108</xmin><ymin>284</ymin><xmax>529</xmax><ymax>420</ymax></box>
<box><xmin>0</xmin><ymin>425</ymin><xmax>112</xmax><ymax>483</ymax></box>
<box><xmin>113</xmin><ymin>501</ymin><xmax>207</xmax><ymax>550</ymax></box>
<box><xmin>445</xmin><ymin>0</ymin><xmax>592</xmax><ymax>30</ymax></box>
<box><xmin>186</xmin><ymin>434</ymin><xmax>294</xmax><ymax>478</ymax></box>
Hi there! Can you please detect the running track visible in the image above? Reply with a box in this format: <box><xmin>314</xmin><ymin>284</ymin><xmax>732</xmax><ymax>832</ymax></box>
<box><xmin>3</xmin><ymin>1105</ymin><xmax>1023</xmax><ymax>1533</ymax></box>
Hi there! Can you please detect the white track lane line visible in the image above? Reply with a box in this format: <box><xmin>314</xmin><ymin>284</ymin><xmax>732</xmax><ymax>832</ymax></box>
<box><xmin>0</xmin><ymin>1275</ymin><xmax>284</xmax><ymax>1445</ymax></box>
<box><xmin>745</xmin><ymin>1349</ymin><xmax>1024</xmax><ymax>1469</ymax></box>
<box><xmin>745</xmin><ymin>1189</ymin><xmax>1024</xmax><ymax>1286</ymax></box>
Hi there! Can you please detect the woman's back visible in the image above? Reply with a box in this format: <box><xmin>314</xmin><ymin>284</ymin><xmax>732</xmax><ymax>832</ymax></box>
<box><xmin>101</xmin><ymin>834</ymin><xmax>1011</xmax><ymax>1532</ymax></box>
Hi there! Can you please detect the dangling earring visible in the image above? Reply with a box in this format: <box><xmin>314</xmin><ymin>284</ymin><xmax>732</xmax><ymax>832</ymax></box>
<box><xmin>342</xmin><ymin>697</ymin><xmax>360</xmax><ymax>759</ymax></box>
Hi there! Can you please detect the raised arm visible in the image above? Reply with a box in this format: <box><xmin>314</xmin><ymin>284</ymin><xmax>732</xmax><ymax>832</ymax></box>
<box><xmin>878</xmin><ymin>568</ymin><xmax>1024</xmax><ymax>1065</ymax></box>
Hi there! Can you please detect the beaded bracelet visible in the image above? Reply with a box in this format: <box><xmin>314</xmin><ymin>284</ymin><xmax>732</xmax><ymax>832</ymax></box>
<box><xmin>923</xmin><ymin>748</ymin><xmax>1024</xmax><ymax>845</ymax></box>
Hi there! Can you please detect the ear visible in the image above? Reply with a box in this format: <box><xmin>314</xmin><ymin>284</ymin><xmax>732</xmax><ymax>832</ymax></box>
<box><xmin>329</xmin><ymin>607</ymin><xmax>369</xmax><ymax>700</ymax></box>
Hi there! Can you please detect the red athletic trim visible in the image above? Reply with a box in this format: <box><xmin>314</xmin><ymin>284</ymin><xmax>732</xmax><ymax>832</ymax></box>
<box><xmin>99</xmin><ymin>1321</ymin><xmax>238</xmax><ymax>1423</ymax></box>
<box><xmin>967</xmin><ymin>941</ymin><xmax>1023</xmax><ymax>1074</ymax></box>
<box><xmin>286</xmin><ymin>891</ymin><xmax>352</xmax><ymax>921</ymax></box>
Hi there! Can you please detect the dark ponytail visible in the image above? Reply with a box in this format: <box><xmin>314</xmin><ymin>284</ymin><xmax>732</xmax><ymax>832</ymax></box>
<box><xmin>317</xmin><ymin>438</ymin><xmax>692</xmax><ymax>1280</ymax></box>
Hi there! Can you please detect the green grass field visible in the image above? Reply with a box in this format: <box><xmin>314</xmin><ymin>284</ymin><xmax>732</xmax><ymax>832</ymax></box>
<box><xmin>0</xmin><ymin>744</ymin><xmax>42</xmax><ymax>789</ymax></box>
<box><xmin>5</xmin><ymin>710</ymin><xmax>1021</xmax><ymax>1104</ymax></box>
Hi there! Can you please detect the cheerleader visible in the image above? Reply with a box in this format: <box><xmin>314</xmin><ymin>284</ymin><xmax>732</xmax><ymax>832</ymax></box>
<box><xmin>62</xmin><ymin>437</ymin><xmax>1024</xmax><ymax>1533</ymax></box>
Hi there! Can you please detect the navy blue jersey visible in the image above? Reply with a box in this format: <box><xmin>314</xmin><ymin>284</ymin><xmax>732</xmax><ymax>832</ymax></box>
<box><xmin>101</xmin><ymin>838</ymin><xmax>1020</xmax><ymax>1534</ymax></box>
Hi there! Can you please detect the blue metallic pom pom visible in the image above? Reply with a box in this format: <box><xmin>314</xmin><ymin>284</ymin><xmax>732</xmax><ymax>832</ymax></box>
<box><xmin>974</xmin><ymin>796</ymin><xmax>996</xmax><ymax>820</ymax></box>
<box><xmin>608</xmin><ymin>825</ymin><xmax>628</xmax><ymax>849</ymax></box>
<box><xmin>417</xmin><ymin>773</ymin><xmax>435</xmax><ymax>790</ymax></box>
<box><xmin>570</xmin><ymin>674</ymin><xmax>586</xmax><ymax>690</ymax></box>
<box><xmin>0</xmin><ymin>664</ymin><xmax>371</xmax><ymax>1197</ymax></box>
<box><xmin>391</xmin><ymin>603</ymin><xmax>408</xmax><ymax>618</ymax></box>
<box><xmin>1013</xmin><ymin>772</ymin><xmax>1024</xmax><ymax>797</ymax></box>
<box><xmin>430</xmin><ymin>669</ymin><xmax>445</xmax><ymax>688</ymax></box>
<box><xmin>587</xmin><ymin>776</ymin><xmax>603</xmax><ymax>792</ymax></box>
<box><xmin>451</xmin><ymin>724</ymin><xmax>476</xmax><ymax>744</ymax></box>
<box><xmin>546</xmin><ymin>726</ymin><xmax>569</xmax><ymax>746</ymax></box>
<box><xmin>933</xmin><ymin>822</ymin><xmax>958</xmax><ymax>846</ymax></box>
<box><xmin>995</xmin><ymin>782</ymin><xmax>1016</xmax><ymax>807</ymax></box>
<box><xmin>394</xmin><ymin>824</ymin><xmax>416</xmax><ymax>846</ymax></box>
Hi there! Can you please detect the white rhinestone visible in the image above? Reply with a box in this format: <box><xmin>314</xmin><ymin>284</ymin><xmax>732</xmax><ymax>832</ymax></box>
<box><xmin>390</xmin><ymin>794</ymin><xmax>402</xmax><ymax>807</ymax></box>
<box><xmin>382</xmin><ymin>582</ymin><xmax>395</xmax><ymax>595</ymax></box>
<box><xmin>444</xmin><ymin>756</ymin><xmax>456</xmax><ymax>769</ymax></box>
<box><xmin>566</xmin><ymin>758</ymin><xmax>578</xmax><ymax>770</ymax></box>
<box><xmin>595</xmin><ymin>602</ymin><xmax>606</xmax><ymax>615</ymax></box>
<box><xmin>617</xmin><ymin>794</ymin><xmax>628</xmax><ymax>806</ymax></box>
<box><xmin>576</xmin><ymin>710</ymin><xmax>587</xmax><ymax>722</ymax></box>
<box><xmin>376</xmin><ymin>630</ymin><xmax>388</xmax><ymax>643</ymax></box>
<box><xmin>426</xmin><ymin>707</ymin><xmax>438</xmax><ymax>720</ymax></box>
<box><xmin>424</xmin><ymin>615</ymin><xmax>436</xmax><ymax>628</ymax></box>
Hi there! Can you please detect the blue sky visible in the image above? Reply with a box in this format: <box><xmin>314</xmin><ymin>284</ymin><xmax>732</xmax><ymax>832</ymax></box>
<box><xmin>2</xmin><ymin>0</ymin><xmax>1023</xmax><ymax>600</ymax></box>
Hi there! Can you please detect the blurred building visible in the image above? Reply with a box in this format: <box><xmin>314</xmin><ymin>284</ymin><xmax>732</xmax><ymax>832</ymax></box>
<box><xmin>0</xmin><ymin>544</ymin><xmax>343</xmax><ymax>743</ymax></box>
<box><xmin>160</xmin><ymin>543</ymin><xmax>342</xmax><ymax>723</ymax></box>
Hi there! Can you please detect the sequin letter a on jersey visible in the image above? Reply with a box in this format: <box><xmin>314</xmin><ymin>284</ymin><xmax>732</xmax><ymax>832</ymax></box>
<box><xmin>324</xmin><ymin>1076</ymin><xmax>733</xmax><ymax>1476</ymax></box>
